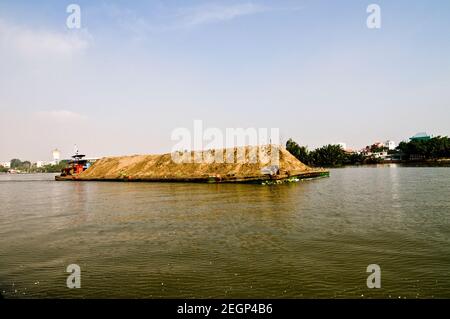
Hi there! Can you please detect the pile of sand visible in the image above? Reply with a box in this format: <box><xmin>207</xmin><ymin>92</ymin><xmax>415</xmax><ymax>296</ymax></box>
<box><xmin>77</xmin><ymin>145</ymin><xmax>317</xmax><ymax>182</ymax></box>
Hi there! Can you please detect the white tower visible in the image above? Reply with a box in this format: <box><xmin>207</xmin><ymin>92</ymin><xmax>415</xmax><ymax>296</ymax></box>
<box><xmin>52</xmin><ymin>149</ymin><xmax>61</xmax><ymax>165</ymax></box>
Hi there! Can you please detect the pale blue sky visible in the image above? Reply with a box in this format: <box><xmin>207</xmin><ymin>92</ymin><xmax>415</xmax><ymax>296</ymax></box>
<box><xmin>1</xmin><ymin>0</ymin><xmax>449</xmax><ymax>161</ymax></box>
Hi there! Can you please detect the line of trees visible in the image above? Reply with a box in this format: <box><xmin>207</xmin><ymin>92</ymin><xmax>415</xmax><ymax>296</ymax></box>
<box><xmin>0</xmin><ymin>159</ymin><xmax>68</xmax><ymax>173</ymax></box>
<box><xmin>36</xmin><ymin>161</ymin><xmax>69</xmax><ymax>173</ymax></box>
<box><xmin>398</xmin><ymin>136</ymin><xmax>450</xmax><ymax>160</ymax></box>
<box><xmin>10</xmin><ymin>159</ymin><xmax>32</xmax><ymax>170</ymax></box>
<box><xmin>286</xmin><ymin>135</ymin><xmax>450</xmax><ymax>167</ymax></box>
<box><xmin>286</xmin><ymin>139</ymin><xmax>369</xmax><ymax>167</ymax></box>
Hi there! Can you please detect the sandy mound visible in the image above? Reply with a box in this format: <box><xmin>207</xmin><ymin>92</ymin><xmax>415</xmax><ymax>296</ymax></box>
<box><xmin>77</xmin><ymin>145</ymin><xmax>318</xmax><ymax>181</ymax></box>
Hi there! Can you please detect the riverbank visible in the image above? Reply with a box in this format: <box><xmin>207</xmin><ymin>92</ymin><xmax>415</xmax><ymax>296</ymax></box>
<box><xmin>308</xmin><ymin>159</ymin><xmax>450</xmax><ymax>169</ymax></box>
<box><xmin>348</xmin><ymin>160</ymin><xmax>450</xmax><ymax>167</ymax></box>
<box><xmin>381</xmin><ymin>158</ymin><xmax>450</xmax><ymax>165</ymax></box>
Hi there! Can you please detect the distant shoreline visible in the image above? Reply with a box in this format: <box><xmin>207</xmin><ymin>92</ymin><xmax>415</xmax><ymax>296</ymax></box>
<box><xmin>335</xmin><ymin>162</ymin><xmax>450</xmax><ymax>168</ymax></box>
<box><xmin>308</xmin><ymin>160</ymin><xmax>450</xmax><ymax>169</ymax></box>
<box><xmin>0</xmin><ymin>172</ymin><xmax>58</xmax><ymax>175</ymax></box>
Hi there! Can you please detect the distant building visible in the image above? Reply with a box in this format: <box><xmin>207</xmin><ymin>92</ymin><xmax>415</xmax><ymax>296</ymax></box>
<box><xmin>384</xmin><ymin>140</ymin><xmax>396</xmax><ymax>150</ymax></box>
<box><xmin>52</xmin><ymin>149</ymin><xmax>61</xmax><ymax>165</ymax></box>
<box><xmin>0</xmin><ymin>161</ymin><xmax>11</xmax><ymax>168</ymax></box>
<box><xmin>410</xmin><ymin>132</ymin><xmax>432</xmax><ymax>141</ymax></box>
<box><xmin>373</xmin><ymin>151</ymin><xmax>388</xmax><ymax>159</ymax></box>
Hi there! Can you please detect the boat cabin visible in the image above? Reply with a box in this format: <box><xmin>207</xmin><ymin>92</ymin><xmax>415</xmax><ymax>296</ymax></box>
<box><xmin>60</xmin><ymin>153</ymin><xmax>89</xmax><ymax>176</ymax></box>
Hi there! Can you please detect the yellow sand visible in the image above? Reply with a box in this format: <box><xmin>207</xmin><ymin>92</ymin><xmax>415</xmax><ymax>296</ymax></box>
<box><xmin>76</xmin><ymin>145</ymin><xmax>321</xmax><ymax>181</ymax></box>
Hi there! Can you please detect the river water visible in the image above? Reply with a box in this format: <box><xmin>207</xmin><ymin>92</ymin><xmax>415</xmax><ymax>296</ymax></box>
<box><xmin>1</xmin><ymin>165</ymin><xmax>449</xmax><ymax>298</ymax></box>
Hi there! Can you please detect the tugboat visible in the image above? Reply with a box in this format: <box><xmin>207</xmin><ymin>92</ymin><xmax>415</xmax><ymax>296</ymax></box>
<box><xmin>55</xmin><ymin>147</ymin><xmax>91</xmax><ymax>181</ymax></box>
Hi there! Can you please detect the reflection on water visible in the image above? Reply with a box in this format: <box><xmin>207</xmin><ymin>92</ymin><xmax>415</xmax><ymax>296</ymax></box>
<box><xmin>0</xmin><ymin>167</ymin><xmax>450</xmax><ymax>298</ymax></box>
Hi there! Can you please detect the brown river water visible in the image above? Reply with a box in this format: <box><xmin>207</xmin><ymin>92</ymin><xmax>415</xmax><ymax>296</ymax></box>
<box><xmin>1</xmin><ymin>165</ymin><xmax>450</xmax><ymax>298</ymax></box>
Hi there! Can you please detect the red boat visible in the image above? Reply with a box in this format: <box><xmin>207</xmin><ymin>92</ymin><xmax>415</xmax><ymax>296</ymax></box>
<box><xmin>57</xmin><ymin>152</ymin><xmax>89</xmax><ymax>179</ymax></box>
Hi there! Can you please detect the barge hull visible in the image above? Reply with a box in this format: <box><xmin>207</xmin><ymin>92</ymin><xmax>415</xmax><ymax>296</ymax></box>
<box><xmin>55</xmin><ymin>170</ymin><xmax>329</xmax><ymax>183</ymax></box>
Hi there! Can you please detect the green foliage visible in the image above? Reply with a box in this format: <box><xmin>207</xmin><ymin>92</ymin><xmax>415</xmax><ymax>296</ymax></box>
<box><xmin>9</xmin><ymin>159</ymin><xmax>31</xmax><ymax>171</ymax></box>
<box><xmin>10</xmin><ymin>158</ymin><xmax>22</xmax><ymax>169</ymax></box>
<box><xmin>33</xmin><ymin>160</ymin><xmax>69</xmax><ymax>173</ymax></box>
<box><xmin>398</xmin><ymin>136</ymin><xmax>450</xmax><ymax>159</ymax></box>
<box><xmin>344</xmin><ymin>152</ymin><xmax>366</xmax><ymax>165</ymax></box>
<box><xmin>286</xmin><ymin>139</ymin><xmax>363</xmax><ymax>167</ymax></box>
<box><xmin>5</xmin><ymin>159</ymin><xmax>69</xmax><ymax>173</ymax></box>
<box><xmin>286</xmin><ymin>135</ymin><xmax>450</xmax><ymax>167</ymax></box>
<box><xmin>286</xmin><ymin>138</ymin><xmax>311</xmax><ymax>165</ymax></box>
<box><xmin>309</xmin><ymin>144</ymin><xmax>348</xmax><ymax>167</ymax></box>
<box><xmin>44</xmin><ymin>161</ymin><xmax>68</xmax><ymax>173</ymax></box>
<box><xmin>0</xmin><ymin>166</ymin><xmax>8</xmax><ymax>173</ymax></box>
<box><xmin>372</xmin><ymin>145</ymin><xmax>387</xmax><ymax>153</ymax></box>
<box><xmin>22</xmin><ymin>161</ymin><xmax>31</xmax><ymax>169</ymax></box>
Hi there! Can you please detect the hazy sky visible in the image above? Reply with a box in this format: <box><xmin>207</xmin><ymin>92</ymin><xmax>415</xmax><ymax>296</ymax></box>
<box><xmin>1</xmin><ymin>0</ymin><xmax>449</xmax><ymax>161</ymax></box>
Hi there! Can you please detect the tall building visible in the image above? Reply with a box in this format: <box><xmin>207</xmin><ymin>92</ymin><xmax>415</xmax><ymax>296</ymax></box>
<box><xmin>52</xmin><ymin>149</ymin><xmax>61</xmax><ymax>165</ymax></box>
<box><xmin>384</xmin><ymin>140</ymin><xmax>396</xmax><ymax>150</ymax></box>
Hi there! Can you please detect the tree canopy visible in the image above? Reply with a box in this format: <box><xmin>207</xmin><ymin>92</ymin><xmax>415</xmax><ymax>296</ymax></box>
<box><xmin>398</xmin><ymin>136</ymin><xmax>450</xmax><ymax>159</ymax></box>
<box><xmin>286</xmin><ymin>138</ymin><xmax>366</xmax><ymax>167</ymax></box>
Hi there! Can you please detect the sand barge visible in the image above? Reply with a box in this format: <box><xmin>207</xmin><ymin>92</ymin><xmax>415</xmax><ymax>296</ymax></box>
<box><xmin>55</xmin><ymin>145</ymin><xmax>329</xmax><ymax>184</ymax></box>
